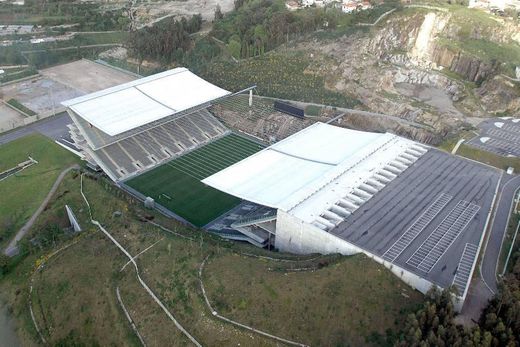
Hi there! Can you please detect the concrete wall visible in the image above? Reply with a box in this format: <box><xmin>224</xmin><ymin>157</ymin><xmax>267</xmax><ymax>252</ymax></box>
<box><xmin>275</xmin><ymin>210</ymin><xmax>360</xmax><ymax>255</ymax></box>
<box><xmin>274</xmin><ymin>209</ymin><xmax>466</xmax><ymax>309</ymax></box>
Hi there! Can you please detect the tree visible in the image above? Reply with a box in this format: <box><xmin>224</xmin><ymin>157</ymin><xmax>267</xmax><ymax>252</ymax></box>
<box><xmin>214</xmin><ymin>4</ymin><xmax>224</xmax><ymax>21</ymax></box>
<box><xmin>234</xmin><ymin>0</ymin><xmax>246</xmax><ymax>10</ymax></box>
<box><xmin>0</xmin><ymin>254</ymin><xmax>9</xmax><ymax>275</ymax></box>
<box><xmin>227</xmin><ymin>39</ymin><xmax>241</xmax><ymax>59</ymax></box>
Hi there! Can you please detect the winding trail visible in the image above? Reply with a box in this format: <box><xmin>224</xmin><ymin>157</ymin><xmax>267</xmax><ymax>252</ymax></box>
<box><xmin>29</xmin><ymin>236</ymin><xmax>84</xmax><ymax>344</ymax></box>
<box><xmin>357</xmin><ymin>8</ymin><xmax>397</xmax><ymax>26</ymax></box>
<box><xmin>80</xmin><ymin>174</ymin><xmax>202</xmax><ymax>346</ymax></box>
<box><xmin>3</xmin><ymin>164</ymin><xmax>80</xmax><ymax>257</ymax></box>
<box><xmin>116</xmin><ymin>287</ymin><xmax>147</xmax><ymax>347</ymax></box>
<box><xmin>198</xmin><ymin>255</ymin><xmax>308</xmax><ymax>347</ymax></box>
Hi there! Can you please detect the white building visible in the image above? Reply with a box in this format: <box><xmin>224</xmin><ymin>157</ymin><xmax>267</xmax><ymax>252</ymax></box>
<box><xmin>469</xmin><ymin>0</ymin><xmax>520</xmax><ymax>11</ymax></box>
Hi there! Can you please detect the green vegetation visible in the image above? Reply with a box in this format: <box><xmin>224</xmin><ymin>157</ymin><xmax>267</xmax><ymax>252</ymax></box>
<box><xmin>204</xmin><ymin>253</ymin><xmax>422</xmax><ymax>346</ymax></box>
<box><xmin>0</xmin><ymin>1</ymin><xmax>129</xmax><ymax>29</ymax></box>
<box><xmin>1</xmin><ymin>31</ymin><xmax>128</xmax><ymax>70</ymax></box>
<box><xmin>498</xmin><ymin>211</ymin><xmax>520</xmax><ymax>275</ymax></box>
<box><xmin>63</xmin><ymin>31</ymin><xmax>129</xmax><ymax>47</ymax></box>
<box><xmin>305</xmin><ymin>104</ymin><xmax>322</xmax><ymax>117</ymax></box>
<box><xmin>127</xmin><ymin>15</ymin><xmax>202</xmax><ymax>64</ymax></box>
<box><xmin>0</xmin><ymin>167</ymin><xmax>425</xmax><ymax>345</ymax></box>
<box><xmin>400</xmin><ymin>248</ymin><xmax>520</xmax><ymax>346</ymax></box>
<box><xmin>126</xmin><ymin>134</ymin><xmax>263</xmax><ymax>226</ymax></box>
<box><xmin>199</xmin><ymin>52</ymin><xmax>360</xmax><ymax>108</ymax></box>
<box><xmin>126</xmin><ymin>0</ymin><xmax>399</xmax><ymax>69</ymax></box>
<box><xmin>2</xmin><ymin>132</ymin><xmax>518</xmax><ymax>346</ymax></box>
<box><xmin>0</xmin><ymin>67</ymin><xmax>38</xmax><ymax>84</ymax></box>
<box><xmin>456</xmin><ymin>144</ymin><xmax>520</xmax><ymax>172</ymax></box>
<box><xmin>450</xmin><ymin>5</ymin><xmax>502</xmax><ymax>39</ymax></box>
<box><xmin>438</xmin><ymin>130</ymin><xmax>520</xmax><ymax>172</ymax></box>
<box><xmin>0</xmin><ymin>134</ymin><xmax>79</xmax><ymax>248</ymax></box>
<box><xmin>5</xmin><ymin>98</ymin><xmax>36</xmax><ymax>116</ymax></box>
<box><xmin>211</xmin><ymin>0</ymin><xmax>400</xmax><ymax>59</ymax></box>
<box><xmin>438</xmin><ymin>37</ymin><xmax>520</xmax><ymax>76</ymax></box>
<box><xmin>436</xmin><ymin>130</ymin><xmax>475</xmax><ymax>152</ymax></box>
<box><xmin>97</xmin><ymin>57</ymin><xmax>161</xmax><ymax>77</ymax></box>
<box><xmin>0</xmin><ymin>1</ymin><xmax>130</xmax><ymax>70</ymax></box>
<box><xmin>23</xmin><ymin>46</ymin><xmax>113</xmax><ymax>70</ymax></box>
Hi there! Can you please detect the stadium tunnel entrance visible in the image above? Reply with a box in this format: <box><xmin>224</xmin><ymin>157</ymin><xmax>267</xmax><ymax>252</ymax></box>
<box><xmin>205</xmin><ymin>202</ymin><xmax>277</xmax><ymax>248</ymax></box>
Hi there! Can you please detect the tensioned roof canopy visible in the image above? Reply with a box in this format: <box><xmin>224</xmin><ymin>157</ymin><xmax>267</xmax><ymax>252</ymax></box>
<box><xmin>62</xmin><ymin>68</ymin><xmax>230</xmax><ymax>136</ymax></box>
<box><xmin>202</xmin><ymin>123</ymin><xmax>419</xmax><ymax>221</ymax></box>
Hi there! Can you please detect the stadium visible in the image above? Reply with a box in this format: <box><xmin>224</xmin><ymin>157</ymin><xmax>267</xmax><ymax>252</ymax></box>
<box><xmin>63</xmin><ymin>68</ymin><xmax>501</xmax><ymax>308</ymax></box>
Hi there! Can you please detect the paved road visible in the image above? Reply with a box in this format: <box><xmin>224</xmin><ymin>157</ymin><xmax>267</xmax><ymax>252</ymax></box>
<box><xmin>0</xmin><ymin>113</ymin><xmax>71</xmax><ymax>145</ymax></box>
<box><xmin>258</xmin><ymin>95</ymin><xmax>433</xmax><ymax>130</ymax></box>
<box><xmin>480</xmin><ymin>174</ymin><xmax>520</xmax><ymax>293</ymax></box>
<box><xmin>3</xmin><ymin>165</ymin><xmax>80</xmax><ymax>257</ymax></box>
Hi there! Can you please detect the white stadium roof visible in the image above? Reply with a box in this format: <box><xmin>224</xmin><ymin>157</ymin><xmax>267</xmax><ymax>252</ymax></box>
<box><xmin>62</xmin><ymin>68</ymin><xmax>231</xmax><ymax>136</ymax></box>
<box><xmin>203</xmin><ymin>123</ymin><xmax>425</xmax><ymax>224</ymax></box>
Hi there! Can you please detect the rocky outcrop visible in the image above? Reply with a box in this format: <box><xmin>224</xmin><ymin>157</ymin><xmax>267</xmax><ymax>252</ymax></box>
<box><xmin>291</xmin><ymin>6</ymin><xmax>520</xmax><ymax>138</ymax></box>
<box><xmin>476</xmin><ymin>76</ymin><xmax>520</xmax><ymax>115</ymax></box>
<box><xmin>369</xmin><ymin>10</ymin><xmax>510</xmax><ymax>82</ymax></box>
<box><xmin>429</xmin><ymin>44</ymin><xmax>498</xmax><ymax>83</ymax></box>
<box><xmin>408</xmin><ymin>12</ymin><xmax>449</xmax><ymax>66</ymax></box>
<box><xmin>393</xmin><ymin>68</ymin><xmax>460</xmax><ymax>93</ymax></box>
<box><xmin>338</xmin><ymin>111</ymin><xmax>448</xmax><ymax>145</ymax></box>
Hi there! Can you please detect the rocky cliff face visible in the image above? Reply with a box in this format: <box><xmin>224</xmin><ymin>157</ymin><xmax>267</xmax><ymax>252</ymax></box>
<box><xmin>290</xmin><ymin>6</ymin><xmax>519</xmax><ymax>144</ymax></box>
<box><xmin>429</xmin><ymin>45</ymin><xmax>498</xmax><ymax>83</ymax></box>
<box><xmin>368</xmin><ymin>10</ymin><xmax>515</xmax><ymax>83</ymax></box>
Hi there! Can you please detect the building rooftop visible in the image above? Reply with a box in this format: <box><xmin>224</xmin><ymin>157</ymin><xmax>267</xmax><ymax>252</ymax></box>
<box><xmin>62</xmin><ymin>68</ymin><xmax>230</xmax><ymax>136</ymax></box>
<box><xmin>203</xmin><ymin>122</ymin><xmax>422</xmax><ymax>224</ymax></box>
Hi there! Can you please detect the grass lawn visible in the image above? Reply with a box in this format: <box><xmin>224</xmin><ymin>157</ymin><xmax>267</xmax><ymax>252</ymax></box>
<box><xmin>126</xmin><ymin>134</ymin><xmax>264</xmax><ymax>227</ymax></box>
<box><xmin>0</xmin><ymin>134</ymin><xmax>79</xmax><ymax>248</ymax></box>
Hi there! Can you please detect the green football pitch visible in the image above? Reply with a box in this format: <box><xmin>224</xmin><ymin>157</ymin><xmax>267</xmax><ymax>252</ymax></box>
<box><xmin>126</xmin><ymin>133</ymin><xmax>264</xmax><ymax>227</ymax></box>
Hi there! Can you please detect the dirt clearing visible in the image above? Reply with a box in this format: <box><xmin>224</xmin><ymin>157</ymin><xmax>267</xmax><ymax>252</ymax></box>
<box><xmin>40</xmin><ymin>59</ymin><xmax>137</xmax><ymax>94</ymax></box>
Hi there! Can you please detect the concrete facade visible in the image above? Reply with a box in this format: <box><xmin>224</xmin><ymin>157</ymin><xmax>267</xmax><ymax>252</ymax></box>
<box><xmin>275</xmin><ymin>209</ymin><xmax>463</xmax><ymax>311</ymax></box>
<box><xmin>275</xmin><ymin>210</ymin><xmax>360</xmax><ymax>255</ymax></box>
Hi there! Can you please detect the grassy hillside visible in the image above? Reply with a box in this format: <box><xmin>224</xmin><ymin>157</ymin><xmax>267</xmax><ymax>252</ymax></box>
<box><xmin>0</xmin><ymin>171</ymin><xmax>423</xmax><ymax>346</ymax></box>
<box><xmin>204</xmin><ymin>253</ymin><xmax>422</xmax><ymax>346</ymax></box>
<box><xmin>0</xmin><ymin>134</ymin><xmax>79</xmax><ymax>248</ymax></box>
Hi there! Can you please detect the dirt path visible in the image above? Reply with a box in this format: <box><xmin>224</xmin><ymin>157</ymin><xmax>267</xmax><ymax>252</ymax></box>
<box><xmin>3</xmin><ymin>164</ymin><xmax>80</xmax><ymax>257</ymax></box>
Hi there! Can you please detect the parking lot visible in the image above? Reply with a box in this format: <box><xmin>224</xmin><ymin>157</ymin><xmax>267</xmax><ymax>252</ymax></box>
<box><xmin>331</xmin><ymin>149</ymin><xmax>501</xmax><ymax>295</ymax></box>
<box><xmin>467</xmin><ymin>118</ymin><xmax>520</xmax><ymax>157</ymax></box>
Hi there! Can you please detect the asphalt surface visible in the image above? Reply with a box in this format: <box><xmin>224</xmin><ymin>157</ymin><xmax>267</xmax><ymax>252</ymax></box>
<box><xmin>0</xmin><ymin>112</ymin><xmax>71</xmax><ymax>145</ymax></box>
<box><xmin>480</xmin><ymin>174</ymin><xmax>520</xmax><ymax>294</ymax></box>
<box><xmin>467</xmin><ymin>118</ymin><xmax>520</xmax><ymax>157</ymax></box>
<box><xmin>331</xmin><ymin>149</ymin><xmax>501</xmax><ymax>290</ymax></box>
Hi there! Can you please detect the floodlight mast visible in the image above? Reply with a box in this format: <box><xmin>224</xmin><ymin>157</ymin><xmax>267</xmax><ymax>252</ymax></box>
<box><xmin>225</xmin><ymin>85</ymin><xmax>256</xmax><ymax>99</ymax></box>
